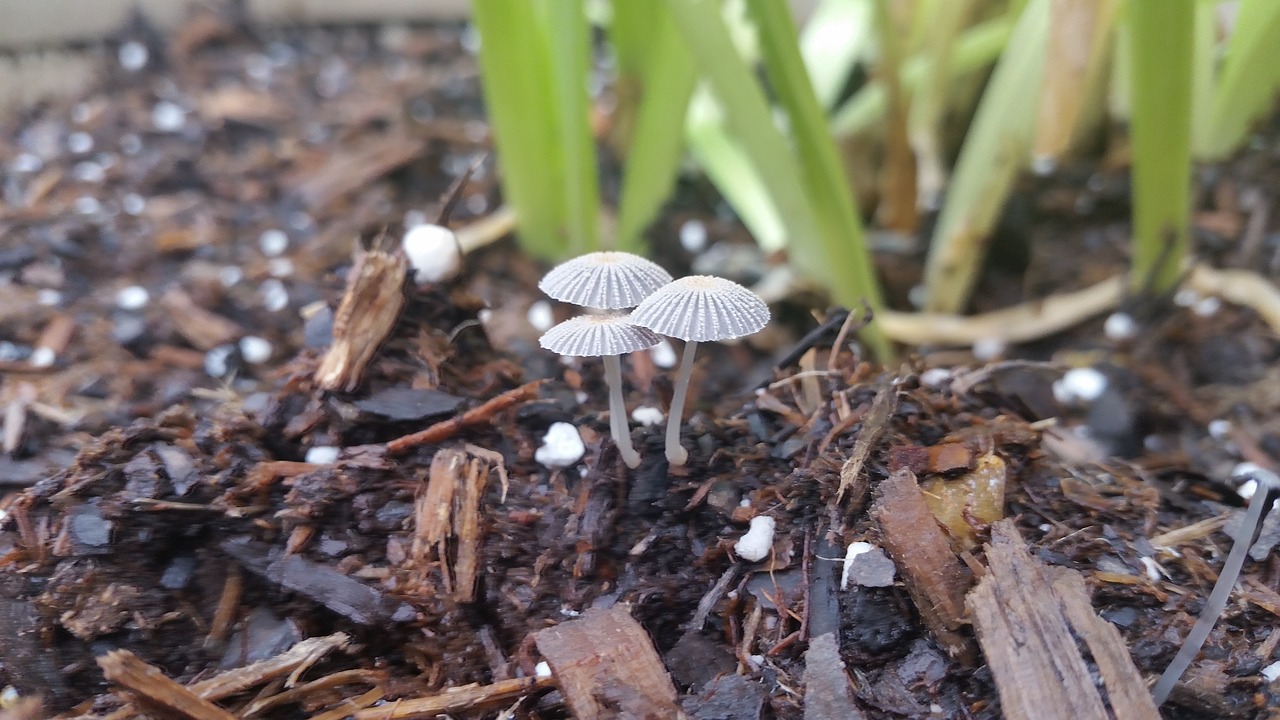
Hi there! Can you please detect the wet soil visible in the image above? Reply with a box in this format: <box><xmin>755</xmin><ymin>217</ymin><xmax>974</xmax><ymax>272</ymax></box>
<box><xmin>2</xmin><ymin>7</ymin><xmax>1280</xmax><ymax>720</ymax></box>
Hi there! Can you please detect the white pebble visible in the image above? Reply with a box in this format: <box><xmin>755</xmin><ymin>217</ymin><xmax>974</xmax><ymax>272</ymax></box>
<box><xmin>650</xmin><ymin>339</ymin><xmax>678</xmax><ymax>369</ymax></box>
<box><xmin>477</xmin><ymin>308</ymin><xmax>494</xmax><ymax>324</ymax></box>
<box><xmin>122</xmin><ymin>193</ymin><xmax>146</xmax><ymax>215</ymax></box>
<box><xmin>1262</xmin><ymin>660</ymin><xmax>1280</xmax><ymax>684</ymax></box>
<box><xmin>1173</xmin><ymin>288</ymin><xmax>1200</xmax><ymax>307</ymax></box>
<box><xmin>972</xmin><ymin>337</ymin><xmax>1006</xmax><ymax>361</ymax></box>
<box><xmin>631</xmin><ymin>406</ymin><xmax>664</xmax><ymax>427</ymax></box>
<box><xmin>67</xmin><ymin>131</ymin><xmax>94</xmax><ymax>154</ymax></box>
<box><xmin>204</xmin><ymin>345</ymin><xmax>234</xmax><ymax>377</ymax></box>
<box><xmin>238</xmin><ymin>336</ymin><xmax>273</xmax><ymax>364</ymax></box>
<box><xmin>118</xmin><ymin>41</ymin><xmax>149</xmax><ymax>71</ymax></box>
<box><xmin>840</xmin><ymin>541</ymin><xmax>875</xmax><ymax>590</ymax></box>
<box><xmin>1139</xmin><ymin>556</ymin><xmax>1162</xmax><ymax>583</ymax></box>
<box><xmin>304</xmin><ymin>446</ymin><xmax>340</xmax><ymax>464</ymax></box>
<box><xmin>115</xmin><ymin>285</ymin><xmax>150</xmax><ymax>310</ymax></box>
<box><xmin>29</xmin><ymin>347</ymin><xmax>56</xmax><ymax>368</ymax></box>
<box><xmin>0</xmin><ymin>686</ymin><xmax>19</xmax><ymax>704</ymax></box>
<box><xmin>1053</xmin><ymin>367</ymin><xmax>1108</xmax><ymax>406</ymax></box>
<box><xmin>535</xmin><ymin>422</ymin><xmax>585</xmax><ymax>468</ymax></box>
<box><xmin>534</xmin><ymin>661</ymin><xmax>552</xmax><ymax>678</ymax></box>
<box><xmin>260</xmin><ymin>279</ymin><xmax>289</xmax><ymax>312</ymax></box>
<box><xmin>1208</xmin><ymin>419</ymin><xmax>1232</xmax><ymax>440</ymax></box>
<box><xmin>1193</xmin><ymin>296</ymin><xmax>1222</xmax><ymax>317</ymax></box>
<box><xmin>11</xmin><ymin>153</ymin><xmax>42</xmax><ymax>173</ymax></box>
<box><xmin>267</xmin><ymin>258</ymin><xmax>294</xmax><ymax>278</ymax></box>
<box><xmin>74</xmin><ymin>196</ymin><xmax>101</xmax><ymax>215</ymax></box>
<box><xmin>919</xmin><ymin>367</ymin><xmax>952</xmax><ymax>389</ymax></box>
<box><xmin>574</xmin><ymin>391</ymin><xmax>589</xmax><ymax>404</ymax></box>
<box><xmin>151</xmin><ymin>101</ymin><xmax>187</xmax><ymax>132</ymax></box>
<box><xmin>1031</xmin><ymin>155</ymin><xmax>1057</xmax><ymax>176</ymax></box>
<box><xmin>1103</xmin><ymin>312</ymin><xmax>1137</xmax><ymax>341</ymax></box>
<box><xmin>36</xmin><ymin>289</ymin><xmax>62</xmax><ymax>306</ymax></box>
<box><xmin>734</xmin><ymin>515</ymin><xmax>776</xmax><ymax>562</ymax></box>
<box><xmin>219</xmin><ymin>265</ymin><xmax>243</xmax><ymax>287</ymax></box>
<box><xmin>679</xmin><ymin>219</ymin><xmax>708</xmax><ymax>253</ymax></box>
<box><xmin>527</xmin><ymin>300</ymin><xmax>554</xmax><ymax>332</ymax></box>
<box><xmin>402</xmin><ymin>224</ymin><xmax>461</xmax><ymax>284</ymax></box>
<box><xmin>258</xmin><ymin>229</ymin><xmax>288</xmax><ymax>256</ymax></box>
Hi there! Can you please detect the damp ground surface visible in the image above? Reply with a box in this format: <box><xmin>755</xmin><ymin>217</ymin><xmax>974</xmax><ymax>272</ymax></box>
<box><xmin>2</xmin><ymin>7</ymin><xmax>1280</xmax><ymax>720</ymax></box>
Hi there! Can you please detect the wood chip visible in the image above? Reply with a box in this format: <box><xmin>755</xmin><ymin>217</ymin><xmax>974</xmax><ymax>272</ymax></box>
<box><xmin>98</xmin><ymin>650</ymin><xmax>238</xmax><ymax>720</ymax></box>
<box><xmin>350</xmin><ymin>676</ymin><xmax>554</xmax><ymax>720</ymax></box>
<box><xmin>314</xmin><ymin>236</ymin><xmax>407</xmax><ymax>392</ymax></box>
<box><xmin>534</xmin><ymin>605</ymin><xmax>681</xmax><ymax>720</ymax></box>
<box><xmin>804</xmin><ymin>632</ymin><xmax>866</xmax><ymax>720</ymax></box>
<box><xmin>838</xmin><ymin>380</ymin><xmax>897</xmax><ymax>508</ymax></box>
<box><xmin>870</xmin><ymin>468</ymin><xmax>973</xmax><ymax>660</ymax></box>
<box><xmin>967</xmin><ymin>520</ymin><xmax>1160</xmax><ymax>720</ymax></box>
<box><xmin>287</xmin><ymin>133</ymin><xmax>427</xmax><ymax>209</ymax></box>
<box><xmin>160</xmin><ymin>289</ymin><xmax>243</xmax><ymax>351</ymax></box>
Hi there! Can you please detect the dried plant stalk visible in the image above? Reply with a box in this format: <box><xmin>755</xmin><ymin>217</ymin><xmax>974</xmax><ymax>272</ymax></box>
<box><xmin>315</xmin><ymin>236</ymin><xmax>407</xmax><ymax>392</ymax></box>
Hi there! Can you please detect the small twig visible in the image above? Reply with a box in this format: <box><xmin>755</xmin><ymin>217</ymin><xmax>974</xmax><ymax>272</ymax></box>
<box><xmin>386</xmin><ymin>380</ymin><xmax>543</xmax><ymax>453</ymax></box>
<box><xmin>98</xmin><ymin>650</ymin><xmax>238</xmax><ymax>720</ymax></box>
<box><xmin>351</xmin><ymin>677</ymin><xmax>553</xmax><ymax>720</ymax></box>
<box><xmin>1186</xmin><ymin>264</ymin><xmax>1280</xmax><ymax>336</ymax></box>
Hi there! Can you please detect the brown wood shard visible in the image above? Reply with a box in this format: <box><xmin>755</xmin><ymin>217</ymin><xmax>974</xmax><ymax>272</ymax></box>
<box><xmin>98</xmin><ymin>649</ymin><xmax>238</xmax><ymax>720</ymax></box>
<box><xmin>838</xmin><ymin>380</ymin><xmax>897</xmax><ymax>508</ymax></box>
<box><xmin>967</xmin><ymin>520</ymin><xmax>1160</xmax><ymax>720</ymax></box>
<box><xmin>314</xmin><ymin>235</ymin><xmax>407</xmax><ymax>392</ymax></box>
<box><xmin>287</xmin><ymin>133</ymin><xmax>427</xmax><ymax>209</ymax></box>
<box><xmin>350</xmin><ymin>676</ymin><xmax>554</xmax><ymax>720</ymax></box>
<box><xmin>870</xmin><ymin>468</ymin><xmax>973</xmax><ymax>660</ymax></box>
<box><xmin>534</xmin><ymin>605</ymin><xmax>682</xmax><ymax>720</ymax></box>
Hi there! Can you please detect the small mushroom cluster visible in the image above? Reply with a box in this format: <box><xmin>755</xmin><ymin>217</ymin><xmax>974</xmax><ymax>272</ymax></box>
<box><xmin>538</xmin><ymin>252</ymin><xmax>769</xmax><ymax>468</ymax></box>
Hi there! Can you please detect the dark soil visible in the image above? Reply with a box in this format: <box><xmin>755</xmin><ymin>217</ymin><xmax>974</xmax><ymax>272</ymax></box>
<box><xmin>2</xmin><ymin>7</ymin><xmax>1280</xmax><ymax>720</ymax></box>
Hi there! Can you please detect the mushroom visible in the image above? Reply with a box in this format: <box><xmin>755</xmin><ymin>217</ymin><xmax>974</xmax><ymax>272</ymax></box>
<box><xmin>539</xmin><ymin>312</ymin><xmax>662</xmax><ymax>468</ymax></box>
<box><xmin>538</xmin><ymin>252</ymin><xmax>673</xmax><ymax>310</ymax></box>
<box><xmin>629</xmin><ymin>275</ymin><xmax>770</xmax><ymax>465</ymax></box>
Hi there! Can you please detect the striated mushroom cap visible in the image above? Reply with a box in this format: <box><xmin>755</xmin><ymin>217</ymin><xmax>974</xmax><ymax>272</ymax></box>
<box><xmin>629</xmin><ymin>275</ymin><xmax>770</xmax><ymax>342</ymax></box>
<box><xmin>539</xmin><ymin>252</ymin><xmax>673</xmax><ymax>309</ymax></box>
<box><xmin>539</xmin><ymin>312</ymin><xmax>662</xmax><ymax>357</ymax></box>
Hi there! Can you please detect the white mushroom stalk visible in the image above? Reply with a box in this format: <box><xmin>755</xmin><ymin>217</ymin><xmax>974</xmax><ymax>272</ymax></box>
<box><xmin>538</xmin><ymin>313</ymin><xmax>661</xmax><ymax>468</ymax></box>
<box><xmin>630</xmin><ymin>276</ymin><xmax>770</xmax><ymax>466</ymax></box>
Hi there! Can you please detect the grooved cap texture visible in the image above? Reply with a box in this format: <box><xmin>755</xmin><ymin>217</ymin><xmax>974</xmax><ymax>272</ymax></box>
<box><xmin>539</xmin><ymin>313</ymin><xmax>662</xmax><ymax>357</ymax></box>
<box><xmin>629</xmin><ymin>275</ymin><xmax>770</xmax><ymax>342</ymax></box>
<box><xmin>539</xmin><ymin>252</ymin><xmax>673</xmax><ymax>309</ymax></box>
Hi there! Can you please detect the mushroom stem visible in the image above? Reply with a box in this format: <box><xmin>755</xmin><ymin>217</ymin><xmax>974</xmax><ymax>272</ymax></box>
<box><xmin>665</xmin><ymin>340</ymin><xmax>699</xmax><ymax>466</ymax></box>
<box><xmin>603</xmin><ymin>354</ymin><xmax>641</xmax><ymax>468</ymax></box>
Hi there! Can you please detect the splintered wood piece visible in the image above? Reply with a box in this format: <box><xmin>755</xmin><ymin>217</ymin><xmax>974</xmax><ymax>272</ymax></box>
<box><xmin>870</xmin><ymin>468</ymin><xmax>973</xmax><ymax>660</ymax></box>
<box><xmin>534</xmin><ymin>605</ymin><xmax>682</xmax><ymax>720</ymax></box>
<box><xmin>314</xmin><ymin>238</ymin><xmax>408</xmax><ymax>392</ymax></box>
<box><xmin>804</xmin><ymin>632</ymin><xmax>866</xmax><ymax>720</ymax></box>
<box><xmin>349</xmin><ymin>676</ymin><xmax>554</xmax><ymax>720</ymax></box>
<box><xmin>453</xmin><ymin>457</ymin><xmax>487</xmax><ymax>602</ymax></box>
<box><xmin>287</xmin><ymin>133</ymin><xmax>428</xmax><ymax>209</ymax></box>
<box><xmin>967</xmin><ymin>521</ymin><xmax>1160</xmax><ymax>720</ymax></box>
<box><xmin>838</xmin><ymin>380</ymin><xmax>897</xmax><ymax>507</ymax></box>
<box><xmin>98</xmin><ymin>650</ymin><xmax>237</xmax><ymax>720</ymax></box>
<box><xmin>160</xmin><ymin>289</ymin><xmax>243</xmax><ymax>351</ymax></box>
<box><xmin>386</xmin><ymin>380</ymin><xmax>543</xmax><ymax>453</ymax></box>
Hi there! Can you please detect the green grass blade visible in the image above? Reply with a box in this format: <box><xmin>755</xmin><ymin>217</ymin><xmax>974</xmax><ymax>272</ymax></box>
<box><xmin>665</xmin><ymin>0</ymin><xmax>826</xmax><ymax>284</ymax></box>
<box><xmin>1128</xmin><ymin>0</ymin><xmax>1194</xmax><ymax>294</ymax></box>
<box><xmin>800</xmin><ymin>0</ymin><xmax>874</xmax><ymax>111</ymax></box>
<box><xmin>685</xmin><ymin>97</ymin><xmax>788</xmax><ymax>253</ymax></box>
<box><xmin>1188</xmin><ymin>0</ymin><xmax>1216</xmax><ymax>157</ymax></box>
<box><xmin>471</xmin><ymin>1</ymin><xmax>565</xmax><ymax>259</ymax></box>
<box><xmin>1201</xmin><ymin>0</ymin><xmax>1280</xmax><ymax>159</ymax></box>
<box><xmin>544</xmin><ymin>1</ymin><xmax>601</xmax><ymax>253</ymax></box>
<box><xmin>745</xmin><ymin>0</ymin><xmax>888</xmax><ymax>356</ymax></box>
<box><xmin>908</xmin><ymin>0</ymin><xmax>972</xmax><ymax>208</ymax></box>
<box><xmin>831</xmin><ymin>14</ymin><xmax>1013</xmax><ymax>138</ymax></box>
<box><xmin>921</xmin><ymin>0</ymin><xmax>1050</xmax><ymax>313</ymax></box>
<box><xmin>616</xmin><ymin>5</ymin><xmax>697</xmax><ymax>251</ymax></box>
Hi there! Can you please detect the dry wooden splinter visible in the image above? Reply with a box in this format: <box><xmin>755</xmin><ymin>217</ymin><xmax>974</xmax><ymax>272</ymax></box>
<box><xmin>97</xmin><ymin>650</ymin><xmax>237</xmax><ymax>720</ymax></box>
<box><xmin>315</xmin><ymin>234</ymin><xmax>407</xmax><ymax>392</ymax></box>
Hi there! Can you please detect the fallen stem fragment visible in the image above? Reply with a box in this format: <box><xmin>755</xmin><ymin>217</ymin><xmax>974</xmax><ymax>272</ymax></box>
<box><xmin>386</xmin><ymin>380</ymin><xmax>543</xmax><ymax>454</ymax></box>
<box><xmin>350</xmin><ymin>676</ymin><xmax>554</xmax><ymax>720</ymax></box>
<box><xmin>1186</xmin><ymin>264</ymin><xmax>1280</xmax><ymax>335</ymax></box>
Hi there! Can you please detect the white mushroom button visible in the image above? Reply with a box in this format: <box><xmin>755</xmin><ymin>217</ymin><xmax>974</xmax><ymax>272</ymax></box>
<box><xmin>734</xmin><ymin>515</ymin><xmax>776</xmax><ymax>562</ymax></box>
<box><xmin>535</xmin><ymin>422</ymin><xmax>586</xmax><ymax>468</ymax></box>
<box><xmin>402</xmin><ymin>223</ymin><xmax>462</xmax><ymax>284</ymax></box>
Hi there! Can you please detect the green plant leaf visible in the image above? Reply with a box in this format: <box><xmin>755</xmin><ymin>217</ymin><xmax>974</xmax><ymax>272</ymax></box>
<box><xmin>921</xmin><ymin>0</ymin><xmax>1050</xmax><ymax>313</ymax></box>
<box><xmin>545</xmin><ymin>0</ymin><xmax>601</xmax><ymax>253</ymax></box>
<box><xmin>1200</xmin><ymin>0</ymin><xmax>1280</xmax><ymax>159</ymax></box>
<box><xmin>1128</xmin><ymin>0</ymin><xmax>1194</xmax><ymax>294</ymax></box>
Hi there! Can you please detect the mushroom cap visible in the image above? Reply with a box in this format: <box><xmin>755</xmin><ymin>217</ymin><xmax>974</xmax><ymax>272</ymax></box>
<box><xmin>539</xmin><ymin>252</ymin><xmax>673</xmax><ymax>309</ymax></box>
<box><xmin>538</xmin><ymin>312</ymin><xmax>662</xmax><ymax>357</ymax></box>
<box><xmin>630</xmin><ymin>275</ymin><xmax>770</xmax><ymax>342</ymax></box>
